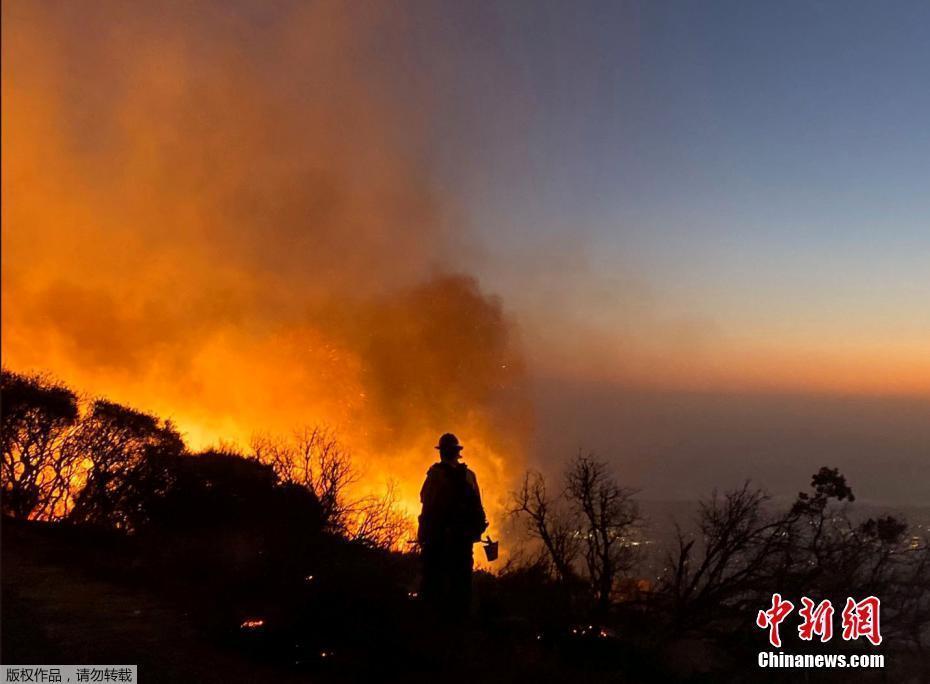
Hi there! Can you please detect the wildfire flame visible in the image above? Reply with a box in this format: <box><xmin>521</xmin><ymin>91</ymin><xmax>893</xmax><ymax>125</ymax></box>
<box><xmin>1</xmin><ymin>1</ymin><xmax>532</xmax><ymax>561</ymax></box>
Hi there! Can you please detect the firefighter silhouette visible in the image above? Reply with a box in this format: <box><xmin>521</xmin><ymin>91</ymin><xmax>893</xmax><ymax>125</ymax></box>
<box><xmin>417</xmin><ymin>433</ymin><xmax>488</xmax><ymax>619</ymax></box>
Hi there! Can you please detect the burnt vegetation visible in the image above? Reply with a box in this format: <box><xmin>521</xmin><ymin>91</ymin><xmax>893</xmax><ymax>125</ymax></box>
<box><xmin>3</xmin><ymin>367</ymin><xmax>929</xmax><ymax>681</ymax></box>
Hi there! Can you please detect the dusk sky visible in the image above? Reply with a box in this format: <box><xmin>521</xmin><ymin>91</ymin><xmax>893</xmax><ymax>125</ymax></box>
<box><xmin>3</xmin><ymin>1</ymin><xmax>928</xmax><ymax>513</ymax></box>
<box><xmin>412</xmin><ymin>1</ymin><xmax>930</xmax><ymax>394</ymax></box>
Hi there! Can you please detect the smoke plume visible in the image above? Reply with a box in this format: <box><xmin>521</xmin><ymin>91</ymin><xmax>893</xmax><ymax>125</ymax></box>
<box><xmin>2</xmin><ymin>0</ymin><xmax>531</xmax><ymax>535</ymax></box>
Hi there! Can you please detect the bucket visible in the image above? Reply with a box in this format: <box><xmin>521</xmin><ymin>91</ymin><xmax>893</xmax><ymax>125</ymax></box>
<box><xmin>482</xmin><ymin>536</ymin><xmax>499</xmax><ymax>562</ymax></box>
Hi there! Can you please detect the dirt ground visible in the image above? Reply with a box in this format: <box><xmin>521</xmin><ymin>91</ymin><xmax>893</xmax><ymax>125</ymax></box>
<box><xmin>0</xmin><ymin>522</ymin><xmax>315</xmax><ymax>683</ymax></box>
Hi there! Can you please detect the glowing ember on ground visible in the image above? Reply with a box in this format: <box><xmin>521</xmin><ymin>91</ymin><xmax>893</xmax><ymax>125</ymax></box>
<box><xmin>240</xmin><ymin>619</ymin><xmax>265</xmax><ymax>630</ymax></box>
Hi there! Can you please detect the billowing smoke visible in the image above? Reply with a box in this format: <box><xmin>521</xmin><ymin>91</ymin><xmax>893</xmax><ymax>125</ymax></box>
<box><xmin>2</xmin><ymin>1</ymin><xmax>531</xmax><ymax>536</ymax></box>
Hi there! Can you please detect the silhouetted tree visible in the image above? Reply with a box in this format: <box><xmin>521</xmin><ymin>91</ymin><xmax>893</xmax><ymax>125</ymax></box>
<box><xmin>251</xmin><ymin>428</ymin><xmax>408</xmax><ymax>549</ymax></box>
<box><xmin>511</xmin><ymin>453</ymin><xmax>641</xmax><ymax>617</ymax></box>
<box><xmin>788</xmin><ymin>468</ymin><xmax>930</xmax><ymax>650</ymax></box>
<box><xmin>661</xmin><ymin>466</ymin><xmax>930</xmax><ymax>654</ymax></box>
<box><xmin>252</xmin><ymin>428</ymin><xmax>356</xmax><ymax>532</ymax></box>
<box><xmin>567</xmin><ymin>453</ymin><xmax>641</xmax><ymax>617</ymax></box>
<box><xmin>69</xmin><ymin>400</ymin><xmax>184</xmax><ymax>528</ymax></box>
<box><xmin>350</xmin><ymin>480</ymin><xmax>412</xmax><ymax>550</ymax></box>
<box><xmin>511</xmin><ymin>470</ymin><xmax>580</xmax><ymax>584</ymax></box>
<box><xmin>1</xmin><ymin>369</ymin><xmax>80</xmax><ymax>519</ymax></box>
<box><xmin>662</xmin><ymin>482</ymin><xmax>798</xmax><ymax>633</ymax></box>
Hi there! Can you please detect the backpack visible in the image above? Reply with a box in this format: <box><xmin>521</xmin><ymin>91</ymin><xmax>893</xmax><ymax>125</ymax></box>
<box><xmin>420</xmin><ymin>462</ymin><xmax>488</xmax><ymax>544</ymax></box>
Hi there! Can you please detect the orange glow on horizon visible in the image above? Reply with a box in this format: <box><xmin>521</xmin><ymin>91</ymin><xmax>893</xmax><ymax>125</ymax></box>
<box><xmin>531</xmin><ymin>328</ymin><xmax>930</xmax><ymax>398</ymax></box>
